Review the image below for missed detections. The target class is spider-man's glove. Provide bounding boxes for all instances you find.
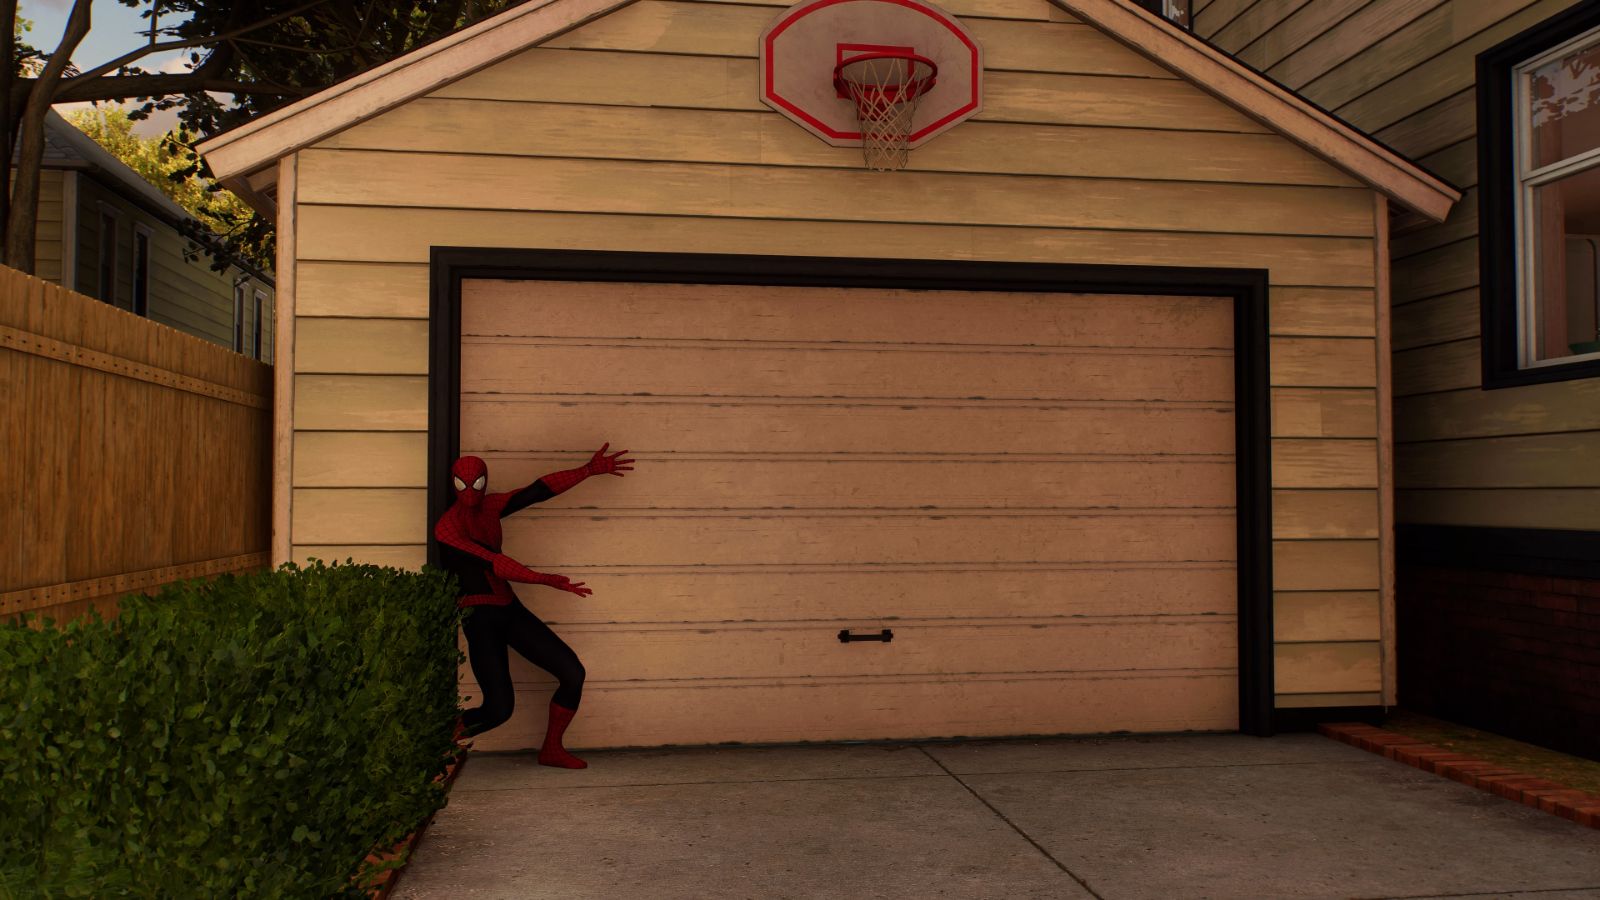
[491,554,592,597]
[539,442,635,496]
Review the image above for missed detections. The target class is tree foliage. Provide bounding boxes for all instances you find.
[2,0,524,275]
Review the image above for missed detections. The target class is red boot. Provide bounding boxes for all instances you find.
[536,702,588,769]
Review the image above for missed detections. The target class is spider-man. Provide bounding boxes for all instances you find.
[433,444,633,768]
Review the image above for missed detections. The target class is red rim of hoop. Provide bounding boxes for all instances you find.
[831,52,939,106]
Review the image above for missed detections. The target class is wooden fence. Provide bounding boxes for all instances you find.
[0,266,271,622]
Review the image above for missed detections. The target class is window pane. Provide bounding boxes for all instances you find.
[1529,163,1600,361]
[98,213,116,303]
[1529,35,1600,170]
[234,285,246,353]
[133,232,150,316]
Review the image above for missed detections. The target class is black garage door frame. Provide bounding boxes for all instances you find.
[427,248,1278,737]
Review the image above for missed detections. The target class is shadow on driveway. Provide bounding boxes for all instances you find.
[395,732,1600,900]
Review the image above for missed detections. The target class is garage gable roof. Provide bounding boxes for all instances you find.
[198,0,1459,221]
[196,0,633,189]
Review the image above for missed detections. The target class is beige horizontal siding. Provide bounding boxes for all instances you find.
[1272,388,1377,438]
[433,47,1273,133]
[1261,1,1445,89]
[1419,139,1478,190]
[321,98,1361,187]
[298,205,1379,286]
[1391,288,1477,351]
[699,0,1080,21]
[1209,0,1311,59]
[284,0,1388,713]
[1373,88,1474,160]
[1396,378,1600,442]
[1274,641,1381,693]
[537,2,1154,76]
[1390,187,1477,258]
[1276,691,1385,708]
[1273,490,1380,539]
[1393,337,1478,396]
[1397,489,1600,530]
[1395,432,1600,488]
[296,149,1376,237]
[1274,591,1382,642]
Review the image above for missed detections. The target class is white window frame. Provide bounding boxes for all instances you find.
[1511,23,1600,370]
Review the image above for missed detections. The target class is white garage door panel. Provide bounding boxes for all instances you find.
[521,565,1238,625]
[459,279,1239,749]
[504,512,1237,567]
[462,280,1234,349]
[462,341,1234,402]
[463,399,1236,456]
[498,619,1239,682]
[472,456,1238,509]
[473,677,1241,750]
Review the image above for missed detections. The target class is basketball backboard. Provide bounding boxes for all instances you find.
[759,0,983,150]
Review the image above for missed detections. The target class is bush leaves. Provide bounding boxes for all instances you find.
[0,561,463,900]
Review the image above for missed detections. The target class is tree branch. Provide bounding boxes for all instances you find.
[50,74,307,103]
[64,0,332,85]
[7,0,92,271]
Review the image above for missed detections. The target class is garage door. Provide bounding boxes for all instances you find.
[458,278,1238,750]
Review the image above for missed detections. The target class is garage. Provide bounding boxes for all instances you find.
[435,254,1266,749]
[199,0,1458,752]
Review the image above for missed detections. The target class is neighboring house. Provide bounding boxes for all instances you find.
[19,109,275,362]
[1191,0,1600,758]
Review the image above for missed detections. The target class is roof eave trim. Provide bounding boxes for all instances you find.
[45,109,196,222]
[1053,0,1460,223]
[198,0,636,184]
[223,171,278,225]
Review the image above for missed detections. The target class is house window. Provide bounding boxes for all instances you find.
[96,209,118,305]
[233,282,247,353]
[132,226,151,317]
[253,290,267,360]
[1132,0,1191,29]
[1479,3,1600,387]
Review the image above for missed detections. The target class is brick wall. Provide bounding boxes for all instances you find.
[1398,565,1600,760]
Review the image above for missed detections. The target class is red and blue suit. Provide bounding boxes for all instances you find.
[433,445,632,768]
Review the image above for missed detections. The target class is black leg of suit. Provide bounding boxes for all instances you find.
[460,600,586,736]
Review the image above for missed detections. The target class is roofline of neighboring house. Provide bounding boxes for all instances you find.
[1054,0,1460,219]
[44,109,193,220]
[44,109,275,286]
[197,0,1457,222]
[64,162,278,283]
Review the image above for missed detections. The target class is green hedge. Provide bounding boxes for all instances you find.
[0,561,464,900]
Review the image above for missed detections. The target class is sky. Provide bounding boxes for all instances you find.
[20,0,194,136]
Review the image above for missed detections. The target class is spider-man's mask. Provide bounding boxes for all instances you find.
[451,456,489,508]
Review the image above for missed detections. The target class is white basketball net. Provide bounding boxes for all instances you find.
[835,54,938,172]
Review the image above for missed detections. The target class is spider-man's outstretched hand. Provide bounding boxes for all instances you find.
[491,554,593,597]
[586,443,634,477]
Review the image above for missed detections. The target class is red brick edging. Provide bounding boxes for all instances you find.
[364,748,471,899]
[1320,722,1600,830]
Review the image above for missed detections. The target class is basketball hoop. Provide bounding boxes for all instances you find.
[832,52,938,171]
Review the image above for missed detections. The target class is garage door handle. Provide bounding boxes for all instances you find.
[839,628,893,643]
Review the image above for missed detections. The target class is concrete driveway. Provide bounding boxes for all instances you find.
[394,732,1600,900]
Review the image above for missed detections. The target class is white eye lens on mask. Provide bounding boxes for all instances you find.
[473,476,486,490]
[453,477,466,491]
